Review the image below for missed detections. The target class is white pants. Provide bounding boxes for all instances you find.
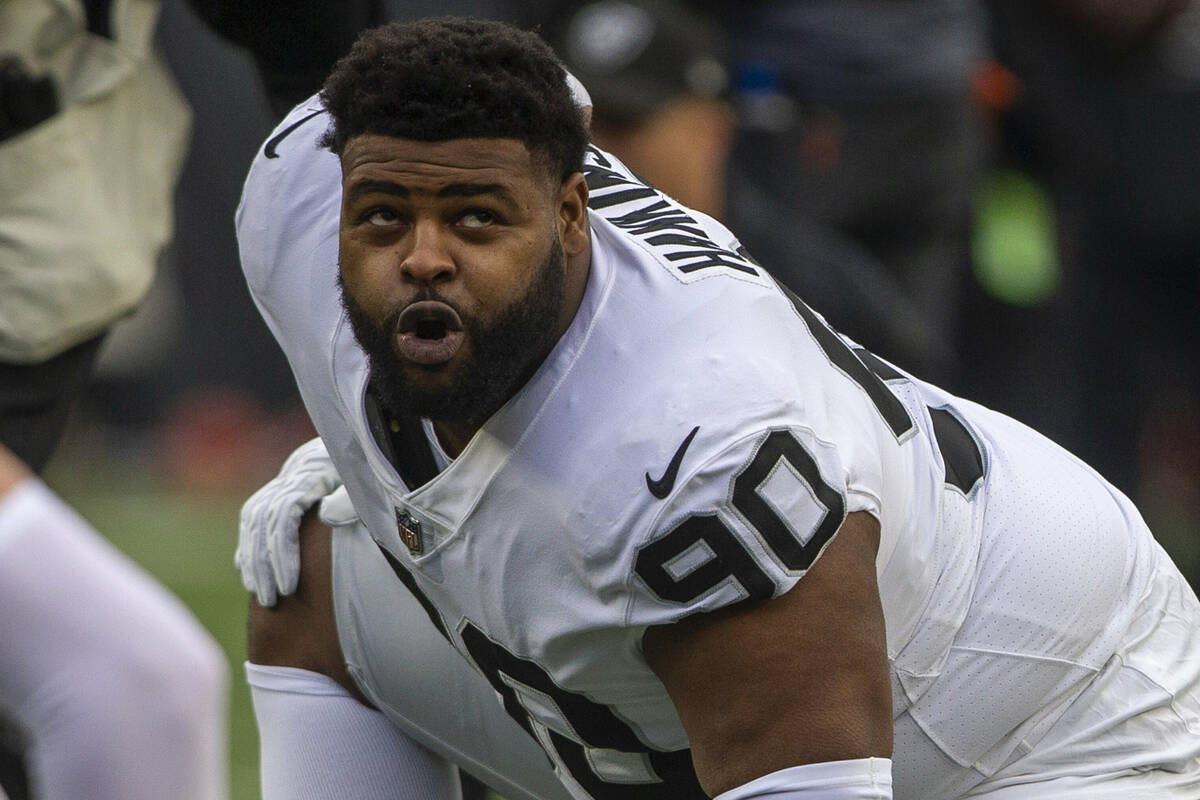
[964,549,1200,797]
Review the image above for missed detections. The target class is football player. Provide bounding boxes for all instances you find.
[236,17,1200,800]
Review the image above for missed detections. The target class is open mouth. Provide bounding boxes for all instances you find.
[393,301,466,365]
[414,317,450,339]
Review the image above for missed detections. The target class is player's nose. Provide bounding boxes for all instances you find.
[400,220,456,285]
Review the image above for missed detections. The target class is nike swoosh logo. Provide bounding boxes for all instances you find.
[646,426,700,499]
[263,110,325,159]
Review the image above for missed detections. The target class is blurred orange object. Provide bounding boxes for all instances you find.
[973,60,1022,113]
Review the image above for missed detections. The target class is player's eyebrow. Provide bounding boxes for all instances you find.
[344,179,409,203]
[435,183,510,201]
[344,180,513,204]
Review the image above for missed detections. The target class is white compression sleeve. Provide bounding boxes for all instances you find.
[248,663,462,800]
[714,758,893,800]
[0,479,229,800]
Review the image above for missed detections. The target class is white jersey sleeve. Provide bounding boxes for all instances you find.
[626,423,859,626]
[235,96,389,516]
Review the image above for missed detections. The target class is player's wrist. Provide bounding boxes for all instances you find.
[713,758,892,800]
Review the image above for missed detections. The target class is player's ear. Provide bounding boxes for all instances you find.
[557,172,589,257]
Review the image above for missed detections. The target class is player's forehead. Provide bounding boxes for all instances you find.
[339,134,551,198]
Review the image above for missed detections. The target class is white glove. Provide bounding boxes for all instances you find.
[317,484,357,529]
[236,437,342,606]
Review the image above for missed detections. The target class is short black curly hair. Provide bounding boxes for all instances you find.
[320,17,587,182]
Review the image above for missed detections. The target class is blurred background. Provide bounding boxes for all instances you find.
[5,0,1197,797]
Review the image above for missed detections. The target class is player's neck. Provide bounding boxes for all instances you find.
[430,420,474,460]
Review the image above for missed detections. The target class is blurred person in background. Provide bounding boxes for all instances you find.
[0,0,189,472]
[0,442,229,800]
[544,0,735,220]
[692,0,992,390]
[0,2,229,797]
[547,0,958,380]
[967,0,1200,586]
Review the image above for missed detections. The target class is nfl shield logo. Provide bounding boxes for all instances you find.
[396,509,424,556]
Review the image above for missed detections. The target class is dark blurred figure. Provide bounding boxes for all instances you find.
[964,0,1200,581]
[184,0,385,116]
[696,0,992,389]
[547,0,967,380]
[184,1,553,117]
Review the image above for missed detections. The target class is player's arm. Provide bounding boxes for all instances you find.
[642,510,892,798]
[247,507,463,799]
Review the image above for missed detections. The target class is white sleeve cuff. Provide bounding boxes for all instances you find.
[714,758,892,799]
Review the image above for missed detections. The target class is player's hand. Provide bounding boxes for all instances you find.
[236,437,342,606]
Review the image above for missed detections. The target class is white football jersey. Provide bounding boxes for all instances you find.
[238,98,1200,799]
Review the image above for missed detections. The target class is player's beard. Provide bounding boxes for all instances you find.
[340,238,566,430]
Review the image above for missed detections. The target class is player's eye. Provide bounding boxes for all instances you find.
[460,209,496,229]
[362,208,399,227]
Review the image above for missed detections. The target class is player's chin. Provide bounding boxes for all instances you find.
[399,352,470,396]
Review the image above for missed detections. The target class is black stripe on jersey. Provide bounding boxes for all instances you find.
[928,408,985,495]
[460,624,645,750]
[777,281,914,439]
[582,152,760,278]
[460,623,707,798]
[855,346,987,495]
[376,544,450,641]
[645,750,706,797]
[667,250,759,275]
[606,200,707,237]
[549,729,707,799]
[852,347,905,382]
[582,160,628,190]
[736,244,763,266]
[587,186,661,210]
[263,109,325,159]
